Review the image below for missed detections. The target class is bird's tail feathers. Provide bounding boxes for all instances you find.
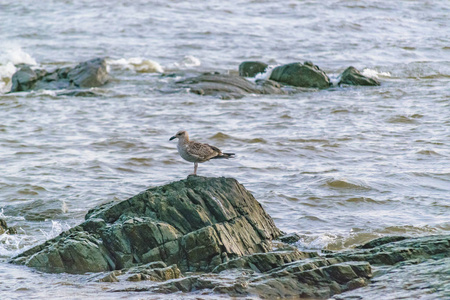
[212,152,235,159]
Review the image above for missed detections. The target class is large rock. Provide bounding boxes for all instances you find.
[9,58,109,93]
[238,61,268,77]
[10,176,282,273]
[10,176,449,299]
[112,235,449,299]
[176,73,289,99]
[270,61,331,89]
[337,66,380,86]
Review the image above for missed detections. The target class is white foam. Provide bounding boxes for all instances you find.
[171,55,202,69]
[0,45,37,66]
[0,62,17,93]
[179,55,201,67]
[39,220,71,240]
[0,209,25,222]
[31,89,58,97]
[254,65,275,81]
[242,64,278,84]
[296,233,339,250]
[0,45,37,93]
[362,68,391,79]
[0,232,23,256]
[107,57,163,73]
[61,200,68,214]
[0,209,71,257]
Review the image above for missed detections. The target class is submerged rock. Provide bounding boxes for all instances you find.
[330,235,450,265]
[278,232,301,244]
[11,176,281,273]
[9,58,109,93]
[238,61,268,77]
[337,66,380,86]
[269,61,331,89]
[355,235,408,249]
[2,199,68,221]
[176,73,288,99]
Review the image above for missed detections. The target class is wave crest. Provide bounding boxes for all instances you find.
[362,68,391,78]
[325,178,372,190]
[107,57,163,73]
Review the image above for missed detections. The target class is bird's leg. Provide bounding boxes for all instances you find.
[193,162,198,175]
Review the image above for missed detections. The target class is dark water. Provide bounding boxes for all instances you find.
[0,0,449,298]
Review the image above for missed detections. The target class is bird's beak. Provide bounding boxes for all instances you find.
[169,136,176,141]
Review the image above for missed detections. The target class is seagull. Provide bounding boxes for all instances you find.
[169,130,235,175]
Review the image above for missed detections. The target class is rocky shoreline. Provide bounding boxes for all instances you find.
[8,58,380,99]
[9,176,449,299]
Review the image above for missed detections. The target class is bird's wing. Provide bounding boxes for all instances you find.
[187,141,221,160]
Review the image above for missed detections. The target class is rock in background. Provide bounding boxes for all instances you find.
[238,61,268,77]
[9,58,109,93]
[338,66,380,86]
[176,73,288,99]
[269,61,331,89]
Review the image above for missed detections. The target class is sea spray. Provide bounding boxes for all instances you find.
[0,45,37,93]
[107,57,164,73]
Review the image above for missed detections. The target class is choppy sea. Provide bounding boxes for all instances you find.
[0,0,449,299]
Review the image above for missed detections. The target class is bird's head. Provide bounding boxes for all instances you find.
[169,130,188,141]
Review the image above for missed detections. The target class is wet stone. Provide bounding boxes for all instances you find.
[338,66,380,86]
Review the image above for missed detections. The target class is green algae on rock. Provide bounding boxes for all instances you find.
[10,176,448,299]
[238,61,268,77]
[11,176,281,273]
[269,61,331,89]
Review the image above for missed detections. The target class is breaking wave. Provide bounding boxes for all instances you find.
[0,45,37,93]
[107,57,164,73]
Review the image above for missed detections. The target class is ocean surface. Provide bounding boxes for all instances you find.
[0,0,449,299]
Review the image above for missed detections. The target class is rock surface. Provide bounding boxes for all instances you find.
[11,176,281,273]
[0,218,17,234]
[176,73,288,99]
[111,235,449,299]
[338,66,380,86]
[0,219,7,234]
[328,234,449,265]
[269,61,331,89]
[238,61,268,77]
[93,261,182,283]
[10,176,446,299]
[110,247,372,298]
[9,58,109,93]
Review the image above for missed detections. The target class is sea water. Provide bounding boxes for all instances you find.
[0,0,449,298]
